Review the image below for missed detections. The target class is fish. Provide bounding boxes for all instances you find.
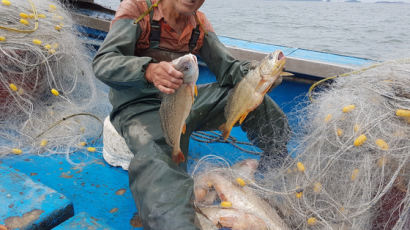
[195,211,219,230]
[198,206,268,230]
[194,159,289,230]
[194,159,258,203]
[159,54,199,165]
[219,50,287,139]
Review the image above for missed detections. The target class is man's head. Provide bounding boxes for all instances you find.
[174,0,205,15]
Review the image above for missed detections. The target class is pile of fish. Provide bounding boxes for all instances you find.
[193,159,289,230]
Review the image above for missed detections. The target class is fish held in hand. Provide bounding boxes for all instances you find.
[220,50,286,140]
[199,206,268,230]
[159,54,199,165]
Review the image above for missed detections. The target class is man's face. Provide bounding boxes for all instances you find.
[174,0,205,15]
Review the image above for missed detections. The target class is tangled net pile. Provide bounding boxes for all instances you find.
[0,0,108,159]
[263,60,410,230]
[193,60,409,230]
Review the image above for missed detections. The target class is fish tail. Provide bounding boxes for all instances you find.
[172,149,185,165]
[219,123,232,140]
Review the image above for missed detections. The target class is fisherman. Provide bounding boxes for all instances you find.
[92,0,289,229]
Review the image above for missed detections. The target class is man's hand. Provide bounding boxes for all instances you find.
[145,61,183,94]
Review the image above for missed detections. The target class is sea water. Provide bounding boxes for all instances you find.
[95,0,410,61]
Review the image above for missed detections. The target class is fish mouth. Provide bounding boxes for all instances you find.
[273,51,286,69]
[277,51,285,61]
[191,54,198,64]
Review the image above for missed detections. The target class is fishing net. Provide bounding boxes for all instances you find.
[192,60,410,230]
[0,0,109,161]
[270,59,410,230]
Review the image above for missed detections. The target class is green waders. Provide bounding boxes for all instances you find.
[93,10,289,229]
[111,82,289,230]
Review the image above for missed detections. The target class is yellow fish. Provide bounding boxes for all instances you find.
[159,54,199,165]
[220,50,286,140]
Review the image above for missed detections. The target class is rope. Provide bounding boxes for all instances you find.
[191,131,261,155]
[134,0,161,24]
[307,58,410,102]
[35,112,104,145]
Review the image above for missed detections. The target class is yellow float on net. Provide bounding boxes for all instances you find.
[20,19,29,25]
[342,104,355,113]
[19,12,29,19]
[79,142,87,146]
[32,39,42,45]
[296,190,303,199]
[396,109,410,117]
[324,114,332,122]
[49,49,56,54]
[2,0,11,6]
[87,147,96,152]
[296,162,305,172]
[28,14,34,19]
[351,168,359,181]
[12,148,22,155]
[353,124,360,132]
[337,128,343,137]
[313,182,322,193]
[236,177,246,187]
[9,83,18,91]
[40,139,48,147]
[55,25,62,31]
[38,14,46,19]
[51,88,59,96]
[375,139,389,150]
[220,201,232,208]
[354,134,367,146]
[307,217,317,226]
[0,36,5,42]
[49,4,57,11]
[44,44,51,50]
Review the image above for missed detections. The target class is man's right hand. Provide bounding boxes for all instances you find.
[145,61,183,94]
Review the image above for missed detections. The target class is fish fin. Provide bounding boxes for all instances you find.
[172,150,185,165]
[280,71,294,77]
[239,112,249,124]
[219,217,235,228]
[190,86,195,103]
[255,78,267,92]
[219,123,232,140]
[195,85,198,97]
[182,123,186,134]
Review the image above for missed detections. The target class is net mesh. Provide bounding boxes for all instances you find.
[0,0,109,160]
[192,60,410,230]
